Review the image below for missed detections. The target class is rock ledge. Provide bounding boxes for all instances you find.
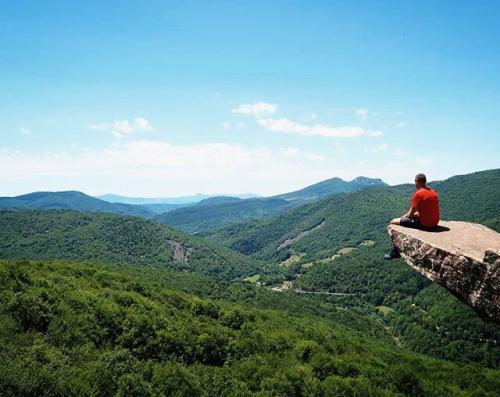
[388,221,500,323]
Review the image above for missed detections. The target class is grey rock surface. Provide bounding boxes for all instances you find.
[388,221,500,323]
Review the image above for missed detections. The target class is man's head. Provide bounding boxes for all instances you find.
[415,173,427,189]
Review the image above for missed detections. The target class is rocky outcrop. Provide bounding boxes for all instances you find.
[388,221,500,323]
[168,240,193,263]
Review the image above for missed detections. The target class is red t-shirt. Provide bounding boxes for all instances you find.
[411,188,440,228]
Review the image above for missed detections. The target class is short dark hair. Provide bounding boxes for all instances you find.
[415,173,427,185]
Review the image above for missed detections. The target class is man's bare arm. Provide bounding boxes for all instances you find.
[403,206,417,219]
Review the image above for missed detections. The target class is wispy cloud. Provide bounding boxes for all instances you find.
[396,121,407,128]
[89,117,153,139]
[232,102,278,117]
[257,117,382,138]
[0,140,336,196]
[280,147,326,161]
[355,108,369,121]
[19,128,32,136]
[233,103,383,138]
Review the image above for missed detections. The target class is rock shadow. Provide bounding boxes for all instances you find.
[428,225,451,233]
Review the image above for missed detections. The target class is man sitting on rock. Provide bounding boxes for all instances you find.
[385,173,440,259]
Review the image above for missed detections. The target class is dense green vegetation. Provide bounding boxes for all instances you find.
[154,176,386,233]
[1,259,499,396]
[293,245,500,367]
[430,169,500,231]
[203,186,411,261]
[0,191,155,218]
[386,284,500,367]
[2,169,499,395]
[200,169,500,367]
[154,197,296,234]
[0,209,264,280]
[204,169,500,261]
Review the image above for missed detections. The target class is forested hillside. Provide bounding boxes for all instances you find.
[201,169,500,367]
[204,169,500,262]
[1,259,498,396]
[154,176,386,234]
[202,186,411,261]
[1,169,499,395]
[0,209,263,280]
[431,169,500,231]
[154,197,295,234]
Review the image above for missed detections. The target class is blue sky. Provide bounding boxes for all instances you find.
[1,1,499,196]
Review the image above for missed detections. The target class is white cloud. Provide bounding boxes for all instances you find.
[133,117,153,131]
[222,121,230,129]
[232,102,278,117]
[0,140,338,196]
[397,121,407,128]
[19,128,31,136]
[236,122,245,128]
[232,103,382,138]
[89,117,153,139]
[371,143,388,153]
[257,117,383,138]
[308,113,317,120]
[355,108,369,121]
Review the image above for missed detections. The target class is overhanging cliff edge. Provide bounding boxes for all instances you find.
[388,221,500,324]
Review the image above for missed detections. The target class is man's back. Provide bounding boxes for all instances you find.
[412,187,440,228]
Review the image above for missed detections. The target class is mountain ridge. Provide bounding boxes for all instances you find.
[154,176,387,233]
[0,191,155,218]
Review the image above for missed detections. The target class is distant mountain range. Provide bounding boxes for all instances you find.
[273,176,387,202]
[0,176,386,228]
[0,191,154,218]
[97,192,261,205]
[154,197,294,234]
[154,176,386,233]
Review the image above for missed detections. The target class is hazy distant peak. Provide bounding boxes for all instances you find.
[351,176,387,185]
[274,175,386,202]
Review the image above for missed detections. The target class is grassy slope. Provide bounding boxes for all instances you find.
[1,259,498,397]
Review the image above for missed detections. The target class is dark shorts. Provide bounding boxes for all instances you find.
[400,217,434,231]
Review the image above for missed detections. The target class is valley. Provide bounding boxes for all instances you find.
[1,169,499,395]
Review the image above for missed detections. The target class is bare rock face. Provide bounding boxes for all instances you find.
[168,240,193,263]
[388,221,500,323]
